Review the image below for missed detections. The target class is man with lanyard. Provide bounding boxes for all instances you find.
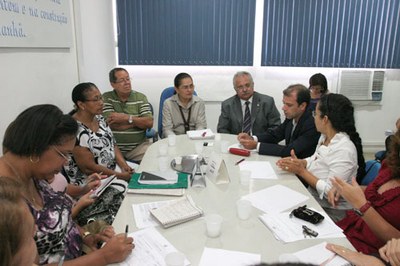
[103,67,153,162]
[162,72,207,137]
[238,84,320,159]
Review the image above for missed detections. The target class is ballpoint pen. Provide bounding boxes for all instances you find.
[125,224,129,239]
[235,158,245,165]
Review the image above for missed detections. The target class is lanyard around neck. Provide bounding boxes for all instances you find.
[178,104,192,133]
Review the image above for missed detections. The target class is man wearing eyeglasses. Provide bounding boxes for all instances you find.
[217,71,281,136]
[102,67,153,162]
[238,84,320,159]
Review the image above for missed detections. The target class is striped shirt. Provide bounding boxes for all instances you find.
[102,90,152,155]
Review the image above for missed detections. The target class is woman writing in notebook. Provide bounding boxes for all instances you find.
[162,72,207,138]
[0,104,134,265]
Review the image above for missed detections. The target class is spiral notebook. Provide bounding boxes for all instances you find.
[149,195,203,228]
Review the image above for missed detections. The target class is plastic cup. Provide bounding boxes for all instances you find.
[236,199,252,220]
[195,142,203,155]
[158,156,170,171]
[205,214,223,238]
[239,170,251,186]
[220,140,229,154]
[174,156,182,165]
[165,251,185,266]
[158,143,168,156]
[168,134,176,146]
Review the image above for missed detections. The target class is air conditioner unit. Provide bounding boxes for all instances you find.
[338,70,384,101]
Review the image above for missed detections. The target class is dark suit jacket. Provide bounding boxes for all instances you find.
[257,110,320,158]
[217,92,281,136]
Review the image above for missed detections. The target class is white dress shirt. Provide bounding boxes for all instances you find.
[306,132,358,210]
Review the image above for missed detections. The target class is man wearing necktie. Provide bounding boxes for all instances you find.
[217,71,281,136]
[238,84,320,159]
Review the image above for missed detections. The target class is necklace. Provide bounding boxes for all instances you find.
[2,157,38,205]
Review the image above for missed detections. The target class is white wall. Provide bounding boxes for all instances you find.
[1,0,399,155]
[0,0,79,152]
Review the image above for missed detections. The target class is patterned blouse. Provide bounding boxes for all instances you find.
[63,115,117,185]
[28,179,82,264]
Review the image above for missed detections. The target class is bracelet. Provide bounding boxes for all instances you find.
[353,201,372,216]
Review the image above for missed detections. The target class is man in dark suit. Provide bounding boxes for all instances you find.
[238,84,320,159]
[217,71,281,136]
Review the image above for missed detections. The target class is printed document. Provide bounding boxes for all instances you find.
[119,227,190,266]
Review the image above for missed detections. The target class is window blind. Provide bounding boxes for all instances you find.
[117,0,256,66]
[261,0,400,68]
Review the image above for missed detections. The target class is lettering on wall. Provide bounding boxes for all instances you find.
[0,0,72,47]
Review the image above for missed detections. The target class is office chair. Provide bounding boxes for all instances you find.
[158,86,197,138]
[145,102,158,142]
[361,160,381,186]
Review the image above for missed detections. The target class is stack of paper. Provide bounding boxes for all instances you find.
[243,184,309,213]
[239,161,278,179]
[259,210,345,243]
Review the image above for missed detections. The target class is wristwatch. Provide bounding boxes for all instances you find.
[353,201,372,216]
[128,115,133,124]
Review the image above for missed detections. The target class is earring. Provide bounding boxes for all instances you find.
[29,155,40,163]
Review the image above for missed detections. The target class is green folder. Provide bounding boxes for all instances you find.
[128,172,189,189]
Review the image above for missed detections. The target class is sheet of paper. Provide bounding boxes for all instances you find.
[279,242,351,266]
[259,210,345,243]
[132,199,178,229]
[243,184,309,213]
[119,227,190,266]
[199,247,261,266]
[239,161,278,179]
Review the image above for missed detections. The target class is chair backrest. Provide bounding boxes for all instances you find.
[361,160,382,185]
[158,86,197,138]
[145,102,158,142]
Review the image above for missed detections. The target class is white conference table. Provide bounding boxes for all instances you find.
[112,134,353,265]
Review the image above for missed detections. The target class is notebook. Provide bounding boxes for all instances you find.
[150,195,203,228]
[186,129,215,140]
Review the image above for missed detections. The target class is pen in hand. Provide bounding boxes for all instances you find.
[125,224,129,239]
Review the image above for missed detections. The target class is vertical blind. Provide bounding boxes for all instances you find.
[117,0,256,66]
[261,0,400,68]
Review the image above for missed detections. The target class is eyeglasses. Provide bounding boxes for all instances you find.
[114,77,132,84]
[85,96,103,102]
[236,83,252,91]
[53,146,72,161]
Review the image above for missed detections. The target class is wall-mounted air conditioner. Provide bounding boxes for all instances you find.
[338,70,385,101]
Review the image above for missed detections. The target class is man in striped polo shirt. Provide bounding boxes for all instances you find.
[103,67,153,162]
